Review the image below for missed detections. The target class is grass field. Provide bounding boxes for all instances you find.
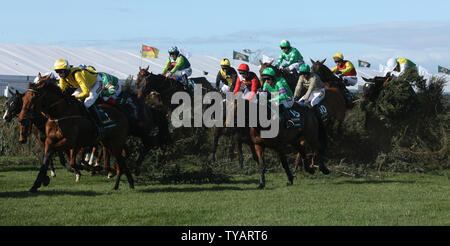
[1,163,449,226]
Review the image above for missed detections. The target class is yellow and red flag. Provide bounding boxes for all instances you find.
[141,45,159,58]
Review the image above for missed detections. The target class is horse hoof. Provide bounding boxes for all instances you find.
[257,184,265,189]
[28,188,38,194]
[286,182,293,186]
[42,176,50,186]
[75,174,81,182]
[50,171,56,178]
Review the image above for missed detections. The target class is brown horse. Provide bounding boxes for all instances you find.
[18,74,133,193]
[310,59,355,109]
[227,99,329,189]
[358,76,391,106]
[3,89,70,177]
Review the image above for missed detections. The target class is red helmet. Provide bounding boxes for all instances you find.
[238,63,249,72]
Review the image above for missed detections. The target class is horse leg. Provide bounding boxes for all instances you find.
[113,149,134,190]
[278,150,294,186]
[29,146,54,193]
[49,155,56,178]
[103,147,114,179]
[57,151,71,171]
[70,148,82,182]
[254,144,266,189]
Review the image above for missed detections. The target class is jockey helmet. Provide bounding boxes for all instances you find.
[333,53,344,62]
[298,64,311,73]
[53,59,70,70]
[386,58,398,71]
[261,67,276,77]
[280,40,291,49]
[238,63,250,72]
[168,46,179,55]
[220,58,231,67]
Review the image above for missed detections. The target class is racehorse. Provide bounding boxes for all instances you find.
[310,59,355,109]
[136,66,256,168]
[358,76,391,106]
[3,89,70,177]
[227,99,329,189]
[211,99,258,169]
[18,74,134,193]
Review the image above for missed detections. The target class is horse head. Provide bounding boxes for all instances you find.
[3,89,23,122]
[361,76,390,102]
[310,58,342,88]
[17,73,62,143]
[136,65,150,89]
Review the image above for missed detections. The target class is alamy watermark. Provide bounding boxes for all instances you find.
[170,86,280,138]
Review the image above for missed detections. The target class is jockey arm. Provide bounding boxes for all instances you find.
[301,76,318,101]
[73,73,91,99]
[162,58,171,75]
[233,76,242,95]
[268,78,290,103]
[246,77,259,101]
[294,76,305,100]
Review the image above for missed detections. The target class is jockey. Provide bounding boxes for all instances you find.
[98,72,122,105]
[233,63,259,102]
[294,64,326,108]
[384,57,417,77]
[216,58,237,93]
[331,53,358,86]
[261,67,295,128]
[275,40,304,74]
[53,58,109,133]
[162,46,192,85]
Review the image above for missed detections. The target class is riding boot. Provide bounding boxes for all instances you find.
[280,105,294,128]
[88,105,106,135]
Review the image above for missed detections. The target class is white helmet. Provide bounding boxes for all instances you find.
[386,58,398,71]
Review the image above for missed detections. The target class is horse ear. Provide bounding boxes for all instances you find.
[38,72,42,79]
[139,66,142,70]
[145,66,149,71]
[321,59,326,64]
[15,89,20,95]
[259,60,263,65]
[310,58,315,64]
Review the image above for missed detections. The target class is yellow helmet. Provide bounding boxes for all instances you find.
[53,59,70,70]
[220,58,231,67]
[333,53,344,61]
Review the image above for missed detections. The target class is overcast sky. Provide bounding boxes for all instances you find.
[1,0,450,71]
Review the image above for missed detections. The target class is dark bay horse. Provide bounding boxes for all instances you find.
[227,99,329,189]
[3,89,70,177]
[136,67,257,168]
[310,59,355,109]
[359,76,391,106]
[18,74,134,193]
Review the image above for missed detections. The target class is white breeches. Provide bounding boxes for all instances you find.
[302,88,325,108]
[72,75,103,108]
[343,76,358,86]
[172,67,192,78]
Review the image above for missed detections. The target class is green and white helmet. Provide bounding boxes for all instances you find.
[298,64,310,73]
[280,40,291,49]
[168,46,179,54]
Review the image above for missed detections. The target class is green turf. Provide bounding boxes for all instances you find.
[0,164,449,226]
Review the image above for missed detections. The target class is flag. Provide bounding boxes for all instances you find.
[438,65,450,75]
[358,60,371,68]
[141,45,159,58]
[233,50,249,62]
